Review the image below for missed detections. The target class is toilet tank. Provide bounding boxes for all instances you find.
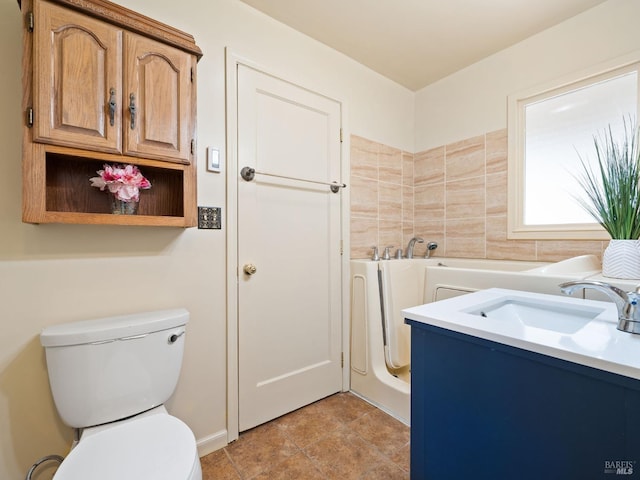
[40,309,189,429]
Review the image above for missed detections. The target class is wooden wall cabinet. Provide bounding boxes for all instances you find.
[21,0,202,226]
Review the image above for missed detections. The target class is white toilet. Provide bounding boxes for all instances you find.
[40,308,202,480]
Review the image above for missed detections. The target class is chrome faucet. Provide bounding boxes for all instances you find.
[425,241,438,258]
[405,237,424,259]
[559,280,640,334]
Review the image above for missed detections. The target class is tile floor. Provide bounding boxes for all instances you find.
[200,392,410,479]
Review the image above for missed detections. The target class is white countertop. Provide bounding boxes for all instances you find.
[403,288,640,381]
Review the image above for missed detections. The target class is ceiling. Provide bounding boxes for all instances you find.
[239,0,607,91]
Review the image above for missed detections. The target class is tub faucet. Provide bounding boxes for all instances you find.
[382,246,393,260]
[425,241,438,258]
[371,246,380,261]
[559,280,640,334]
[405,237,424,259]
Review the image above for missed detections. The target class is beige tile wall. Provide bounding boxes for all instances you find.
[350,130,607,261]
[350,135,415,259]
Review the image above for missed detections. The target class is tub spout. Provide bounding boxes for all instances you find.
[559,280,640,334]
[405,237,424,259]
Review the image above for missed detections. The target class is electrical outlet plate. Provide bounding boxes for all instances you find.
[198,206,221,229]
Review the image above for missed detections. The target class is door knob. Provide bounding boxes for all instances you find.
[243,263,257,275]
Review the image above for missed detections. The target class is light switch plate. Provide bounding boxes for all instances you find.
[207,147,221,172]
[198,206,221,229]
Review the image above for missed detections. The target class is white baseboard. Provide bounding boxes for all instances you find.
[196,429,228,457]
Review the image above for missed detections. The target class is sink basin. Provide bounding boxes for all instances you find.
[403,288,640,381]
[465,297,607,334]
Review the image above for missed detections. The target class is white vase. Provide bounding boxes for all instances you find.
[602,239,640,279]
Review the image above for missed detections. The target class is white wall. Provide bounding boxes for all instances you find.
[415,0,640,151]
[5,0,637,476]
[0,0,413,478]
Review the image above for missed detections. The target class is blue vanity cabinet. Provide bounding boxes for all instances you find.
[407,321,640,480]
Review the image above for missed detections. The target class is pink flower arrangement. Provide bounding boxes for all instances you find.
[90,164,151,202]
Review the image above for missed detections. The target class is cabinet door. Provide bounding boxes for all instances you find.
[33,0,122,153]
[123,33,193,164]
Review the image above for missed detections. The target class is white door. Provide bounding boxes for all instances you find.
[237,65,343,431]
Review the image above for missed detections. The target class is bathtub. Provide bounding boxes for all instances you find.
[349,255,603,424]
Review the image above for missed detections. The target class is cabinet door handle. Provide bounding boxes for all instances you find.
[129,93,136,130]
[108,88,116,126]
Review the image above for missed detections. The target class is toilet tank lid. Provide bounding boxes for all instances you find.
[40,308,189,347]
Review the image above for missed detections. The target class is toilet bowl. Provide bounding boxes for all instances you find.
[40,309,201,480]
[52,407,201,480]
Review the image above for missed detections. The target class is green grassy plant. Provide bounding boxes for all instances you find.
[575,119,640,239]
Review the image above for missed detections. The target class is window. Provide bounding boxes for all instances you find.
[507,54,640,240]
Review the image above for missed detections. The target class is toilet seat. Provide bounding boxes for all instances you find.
[53,411,200,480]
